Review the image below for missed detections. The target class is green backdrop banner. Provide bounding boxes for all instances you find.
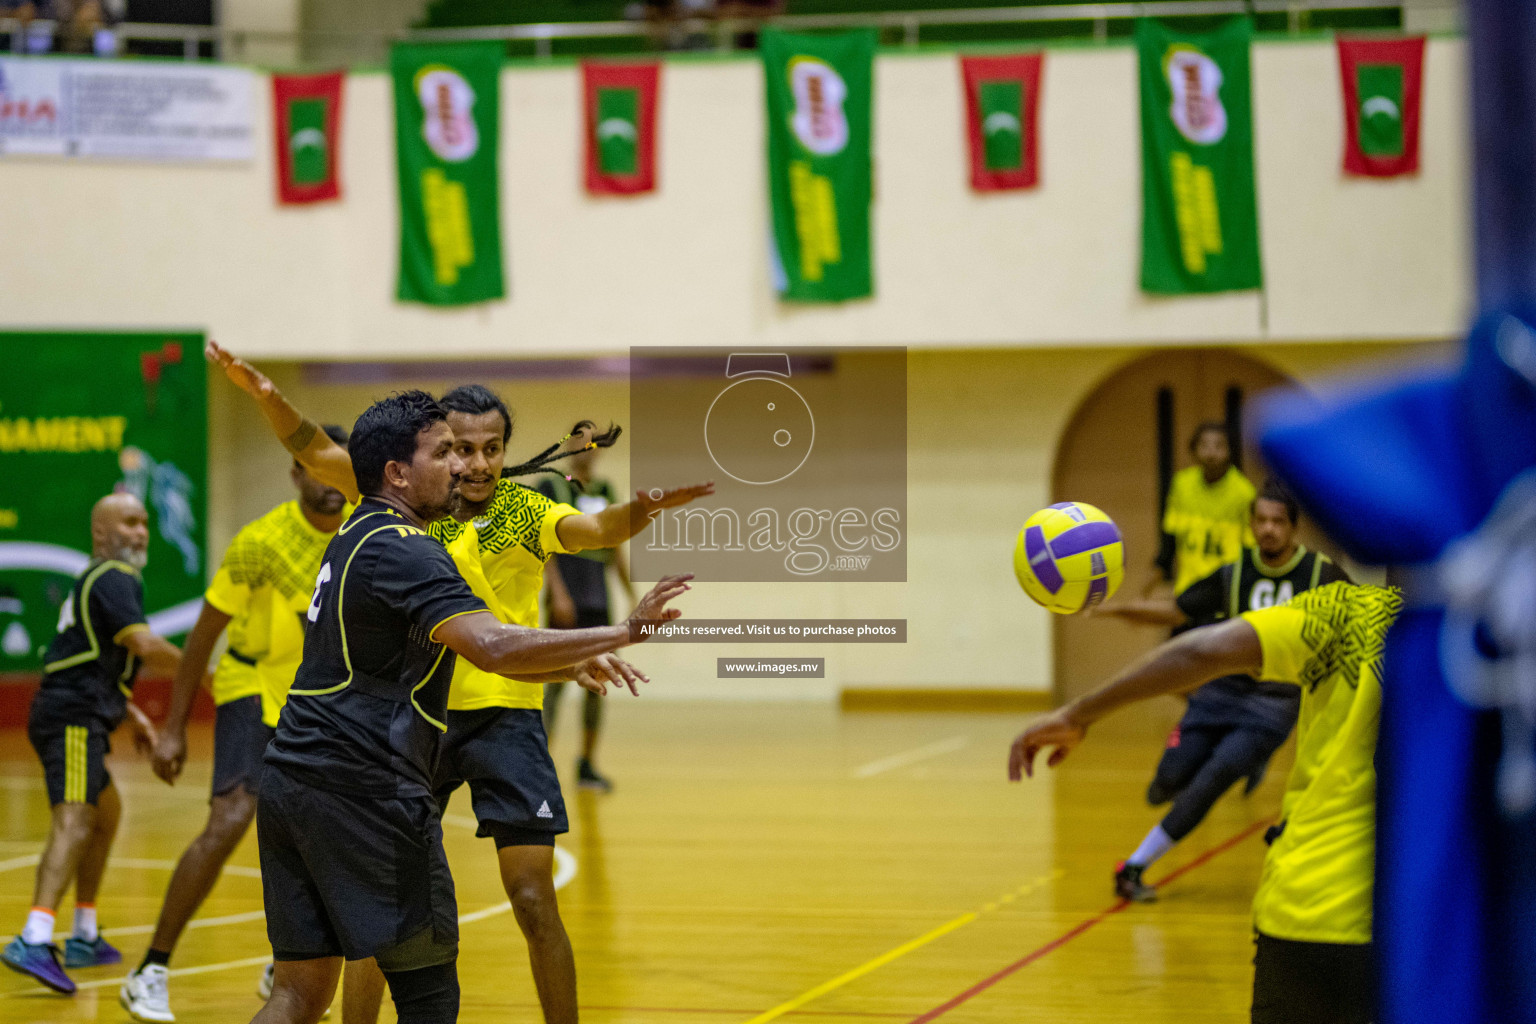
[1137,18,1263,295]
[762,27,876,303]
[0,333,207,673]
[393,40,506,306]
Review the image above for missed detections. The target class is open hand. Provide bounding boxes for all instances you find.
[206,340,275,399]
[625,574,693,641]
[572,653,649,697]
[1007,708,1087,781]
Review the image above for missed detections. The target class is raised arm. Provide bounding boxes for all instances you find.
[151,601,232,784]
[436,573,691,676]
[123,627,183,679]
[205,340,360,502]
[554,484,715,552]
[1007,617,1262,781]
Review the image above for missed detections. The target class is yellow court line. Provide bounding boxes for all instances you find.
[741,869,1063,1024]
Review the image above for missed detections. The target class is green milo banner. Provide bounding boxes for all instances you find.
[0,333,207,673]
[761,28,876,303]
[392,41,505,306]
[1137,18,1263,295]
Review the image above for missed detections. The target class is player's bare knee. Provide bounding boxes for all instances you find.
[53,803,97,844]
[508,879,559,931]
[209,789,258,844]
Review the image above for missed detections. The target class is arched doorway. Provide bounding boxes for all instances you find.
[1051,348,1304,713]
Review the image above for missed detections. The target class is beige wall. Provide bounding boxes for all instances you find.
[0,39,1469,356]
[209,340,1445,700]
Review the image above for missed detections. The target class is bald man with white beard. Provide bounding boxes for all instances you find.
[2,493,181,995]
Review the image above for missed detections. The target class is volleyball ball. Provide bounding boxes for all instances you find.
[1013,502,1125,615]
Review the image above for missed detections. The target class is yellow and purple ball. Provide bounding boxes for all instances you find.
[1012,502,1125,615]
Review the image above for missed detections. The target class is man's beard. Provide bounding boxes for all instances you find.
[116,545,148,570]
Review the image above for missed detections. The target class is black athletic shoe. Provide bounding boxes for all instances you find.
[577,758,613,793]
[1114,862,1157,903]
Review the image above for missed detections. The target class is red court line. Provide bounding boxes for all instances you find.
[485,1005,909,1019]
[906,819,1271,1024]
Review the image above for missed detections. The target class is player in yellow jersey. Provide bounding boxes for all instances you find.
[1157,422,1257,595]
[1010,581,1400,1024]
[206,342,713,1024]
[120,428,351,1024]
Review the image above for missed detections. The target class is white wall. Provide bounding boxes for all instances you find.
[0,38,1471,356]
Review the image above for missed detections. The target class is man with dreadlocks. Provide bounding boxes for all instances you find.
[205,343,713,1024]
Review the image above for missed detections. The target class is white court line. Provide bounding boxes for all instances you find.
[52,910,270,943]
[2,834,579,999]
[853,735,971,778]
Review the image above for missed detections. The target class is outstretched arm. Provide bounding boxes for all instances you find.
[206,340,360,502]
[1092,597,1187,628]
[1007,618,1262,781]
[152,601,231,784]
[437,574,691,677]
[555,484,715,552]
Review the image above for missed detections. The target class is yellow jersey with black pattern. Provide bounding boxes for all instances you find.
[265,500,487,798]
[1241,582,1402,945]
[35,559,148,733]
[429,480,580,711]
[204,500,349,723]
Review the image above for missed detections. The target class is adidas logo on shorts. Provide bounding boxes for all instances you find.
[536,800,553,819]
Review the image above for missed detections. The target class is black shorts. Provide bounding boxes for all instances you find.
[434,708,567,847]
[257,764,458,963]
[1251,933,1375,1024]
[211,696,274,799]
[28,720,111,806]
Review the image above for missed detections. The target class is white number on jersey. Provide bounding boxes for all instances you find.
[55,596,76,634]
[307,562,333,623]
[1249,579,1294,610]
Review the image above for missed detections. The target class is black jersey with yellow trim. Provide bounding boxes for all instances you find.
[1174,546,1353,734]
[34,559,147,733]
[264,499,488,799]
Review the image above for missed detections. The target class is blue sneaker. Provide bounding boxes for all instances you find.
[1,936,75,993]
[64,935,121,968]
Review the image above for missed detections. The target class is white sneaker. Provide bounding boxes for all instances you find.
[120,964,174,1024]
[257,962,273,1000]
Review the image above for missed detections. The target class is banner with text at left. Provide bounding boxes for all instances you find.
[0,333,207,672]
[392,41,505,306]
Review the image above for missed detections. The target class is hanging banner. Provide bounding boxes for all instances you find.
[273,71,344,205]
[0,333,207,672]
[960,53,1043,192]
[1136,17,1263,295]
[761,27,876,303]
[392,41,505,306]
[0,56,253,162]
[583,61,660,195]
[1338,36,1425,179]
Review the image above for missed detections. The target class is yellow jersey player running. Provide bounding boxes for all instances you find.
[206,342,712,1024]
[120,427,351,1024]
[1010,581,1400,1024]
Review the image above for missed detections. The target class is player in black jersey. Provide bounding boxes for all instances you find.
[254,392,690,1024]
[1095,478,1350,901]
[2,494,181,994]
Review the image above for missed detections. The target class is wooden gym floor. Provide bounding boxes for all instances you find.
[0,700,1286,1023]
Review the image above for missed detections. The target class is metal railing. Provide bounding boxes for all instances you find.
[0,0,1452,64]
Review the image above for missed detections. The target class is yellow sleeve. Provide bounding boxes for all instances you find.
[1239,605,1313,687]
[531,491,582,558]
[1161,470,1186,533]
[447,529,510,620]
[204,565,251,618]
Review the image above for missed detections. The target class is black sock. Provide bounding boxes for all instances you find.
[140,948,170,971]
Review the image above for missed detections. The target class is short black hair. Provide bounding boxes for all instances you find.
[439,384,512,444]
[349,391,447,495]
[322,423,350,448]
[1189,421,1230,454]
[1254,476,1300,525]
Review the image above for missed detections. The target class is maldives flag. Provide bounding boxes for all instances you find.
[960,54,1042,191]
[583,61,660,195]
[273,71,344,204]
[1338,36,1425,178]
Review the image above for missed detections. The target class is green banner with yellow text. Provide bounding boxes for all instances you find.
[393,41,505,305]
[1137,18,1262,295]
[0,333,206,672]
[762,28,876,303]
